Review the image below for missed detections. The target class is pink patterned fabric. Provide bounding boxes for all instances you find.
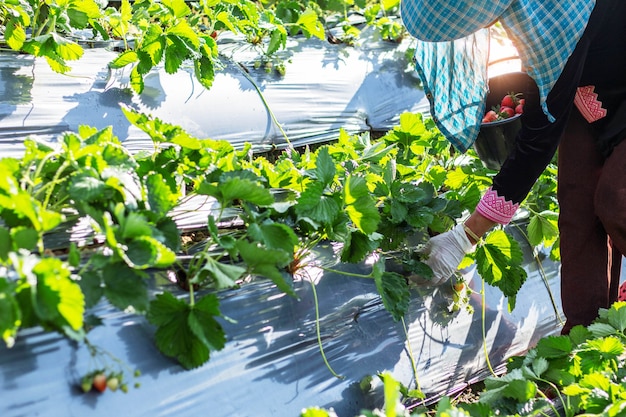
[574,85,607,123]
[476,187,519,225]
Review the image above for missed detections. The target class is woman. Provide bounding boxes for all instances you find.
[401,0,626,333]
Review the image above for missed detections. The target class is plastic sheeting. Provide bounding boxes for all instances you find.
[0,209,568,417]
[0,27,428,159]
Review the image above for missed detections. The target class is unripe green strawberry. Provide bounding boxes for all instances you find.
[107,376,119,391]
[81,376,93,393]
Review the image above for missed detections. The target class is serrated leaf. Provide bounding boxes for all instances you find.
[296,8,325,39]
[147,292,214,369]
[527,211,559,247]
[607,302,626,332]
[167,20,199,48]
[110,50,139,69]
[194,55,215,90]
[531,356,549,378]
[34,258,84,332]
[249,223,298,254]
[220,176,274,207]
[102,262,149,312]
[587,322,618,338]
[124,236,176,269]
[314,147,336,186]
[344,175,380,235]
[130,65,145,94]
[266,28,286,56]
[295,182,340,224]
[147,173,178,217]
[187,294,226,351]
[189,256,246,289]
[77,269,104,308]
[5,18,26,50]
[501,378,537,402]
[162,0,191,17]
[375,271,410,321]
[340,230,377,263]
[535,335,573,359]
[237,240,294,296]
[475,230,526,306]
[50,33,83,61]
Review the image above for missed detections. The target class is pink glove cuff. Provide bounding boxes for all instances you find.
[476,187,519,225]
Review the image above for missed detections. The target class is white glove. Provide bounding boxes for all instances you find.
[413,223,475,286]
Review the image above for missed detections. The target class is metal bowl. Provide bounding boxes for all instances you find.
[473,72,533,170]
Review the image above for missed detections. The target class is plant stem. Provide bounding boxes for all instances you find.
[234,61,293,150]
[309,278,344,379]
[511,223,564,326]
[481,278,497,377]
[319,266,372,279]
[401,317,424,405]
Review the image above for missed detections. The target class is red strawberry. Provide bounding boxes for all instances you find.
[500,106,515,118]
[515,103,524,114]
[501,94,515,108]
[482,110,498,123]
[93,373,107,392]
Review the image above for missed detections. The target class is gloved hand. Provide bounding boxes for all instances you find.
[411,223,476,286]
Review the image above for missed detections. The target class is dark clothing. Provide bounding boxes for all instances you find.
[493,0,626,331]
[493,0,626,205]
[558,110,623,332]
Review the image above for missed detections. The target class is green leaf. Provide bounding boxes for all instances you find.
[314,147,336,186]
[535,335,573,359]
[109,50,139,69]
[50,33,83,61]
[69,174,108,203]
[124,236,177,269]
[102,262,149,312]
[375,270,410,321]
[194,55,215,90]
[11,227,39,252]
[527,211,559,247]
[5,18,26,50]
[344,175,380,235]
[130,65,145,94]
[147,292,224,369]
[475,230,526,309]
[237,240,294,296]
[77,269,104,308]
[607,301,626,332]
[0,227,10,261]
[162,0,191,17]
[295,182,340,224]
[296,8,325,39]
[248,222,298,254]
[340,230,377,263]
[501,379,537,402]
[34,258,84,332]
[189,256,246,289]
[587,323,618,338]
[0,279,21,348]
[199,175,274,207]
[147,173,179,217]
[187,294,226,351]
[167,20,199,49]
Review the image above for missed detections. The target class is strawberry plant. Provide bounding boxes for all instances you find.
[0,105,560,379]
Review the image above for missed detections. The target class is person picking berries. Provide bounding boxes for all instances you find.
[401,0,626,334]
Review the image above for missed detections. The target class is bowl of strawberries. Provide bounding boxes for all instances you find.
[473,72,534,170]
